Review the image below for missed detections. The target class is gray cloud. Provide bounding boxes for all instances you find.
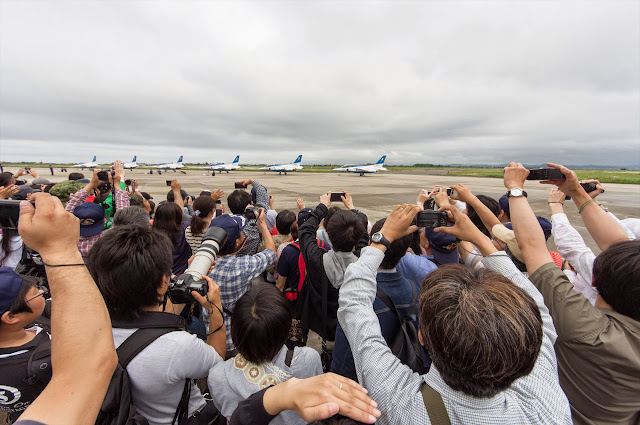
[0,1,638,167]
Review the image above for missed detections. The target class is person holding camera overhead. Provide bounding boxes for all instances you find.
[87,224,226,424]
[64,161,130,260]
[208,211,276,358]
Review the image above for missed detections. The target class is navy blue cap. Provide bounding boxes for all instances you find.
[297,208,312,226]
[506,216,552,240]
[499,194,509,217]
[0,268,24,314]
[73,203,105,237]
[424,227,459,264]
[210,214,247,249]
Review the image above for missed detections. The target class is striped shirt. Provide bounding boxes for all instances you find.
[338,247,572,425]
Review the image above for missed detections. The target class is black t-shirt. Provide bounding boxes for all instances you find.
[277,243,300,291]
[0,327,52,421]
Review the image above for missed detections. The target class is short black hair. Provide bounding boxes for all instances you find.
[231,283,292,364]
[326,210,366,253]
[87,226,173,321]
[371,218,412,269]
[227,190,252,214]
[276,210,296,235]
[466,195,500,237]
[323,206,341,230]
[68,172,84,181]
[0,172,14,187]
[113,206,150,227]
[593,239,640,321]
[166,189,188,203]
[1,275,37,319]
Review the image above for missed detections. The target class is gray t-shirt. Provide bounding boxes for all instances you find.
[113,328,221,425]
[208,345,322,425]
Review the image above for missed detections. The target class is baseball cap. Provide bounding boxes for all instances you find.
[140,192,153,200]
[424,227,459,264]
[12,185,39,200]
[265,209,277,232]
[505,216,552,241]
[0,268,24,314]
[499,194,509,217]
[297,208,312,226]
[129,193,145,207]
[492,224,524,262]
[210,214,247,250]
[73,203,106,237]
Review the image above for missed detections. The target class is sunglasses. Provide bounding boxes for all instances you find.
[26,286,49,303]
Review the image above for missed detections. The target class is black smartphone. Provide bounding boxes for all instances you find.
[234,182,246,189]
[526,168,566,180]
[446,187,456,197]
[215,208,223,217]
[416,210,448,228]
[166,180,172,186]
[330,192,345,202]
[0,200,35,229]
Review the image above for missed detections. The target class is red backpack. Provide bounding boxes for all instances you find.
[284,239,326,301]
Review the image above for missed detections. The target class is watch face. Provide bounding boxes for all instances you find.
[510,188,523,197]
[372,232,382,243]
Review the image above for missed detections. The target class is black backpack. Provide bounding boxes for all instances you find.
[376,284,424,374]
[96,314,189,425]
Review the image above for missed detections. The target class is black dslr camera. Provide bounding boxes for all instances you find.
[244,206,260,221]
[168,227,227,304]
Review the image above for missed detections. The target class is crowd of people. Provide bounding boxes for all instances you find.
[0,161,638,425]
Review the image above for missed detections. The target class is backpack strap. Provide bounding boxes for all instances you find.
[117,328,178,368]
[172,378,192,425]
[420,382,451,425]
[290,242,306,293]
[376,286,403,322]
[284,348,294,368]
[407,283,418,317]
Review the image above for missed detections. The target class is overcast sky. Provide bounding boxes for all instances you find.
[1,1,638,167]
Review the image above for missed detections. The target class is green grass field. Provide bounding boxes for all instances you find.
[4,163,639,184]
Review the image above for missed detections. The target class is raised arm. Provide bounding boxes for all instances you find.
[298,195,330,265]
[18,193,117,424]
[451,184,501,236]
[543,163,628,251]
[503,163,553,275]
[250,179,270,210]
[170,179,184,209]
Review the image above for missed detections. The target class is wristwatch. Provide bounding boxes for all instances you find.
[371,232,391,248]
[506,188,527,198]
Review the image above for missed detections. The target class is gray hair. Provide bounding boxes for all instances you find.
[113,206,150,227]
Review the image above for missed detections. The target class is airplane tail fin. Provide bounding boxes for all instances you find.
[376,155,386,165]
[132,156,137,163]
[92,156,96,162]
[294,155,302,163]
[177,156,183,163]
[233,155,239,163]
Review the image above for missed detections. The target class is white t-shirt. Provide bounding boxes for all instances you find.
[112,328,221,425]
[0,234,23,269]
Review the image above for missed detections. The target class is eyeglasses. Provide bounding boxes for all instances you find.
[26,286,49,304]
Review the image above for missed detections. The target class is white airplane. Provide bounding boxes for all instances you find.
[154,155,184,171]
[259,155,303,175]
[333,155,388,176]
[123,155,138,170]
[73,156,99,169]
[206,155,240,173]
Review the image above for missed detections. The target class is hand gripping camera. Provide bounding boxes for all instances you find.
[168,227,227,304]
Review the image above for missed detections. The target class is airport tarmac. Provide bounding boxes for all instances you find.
[8,167,640,253]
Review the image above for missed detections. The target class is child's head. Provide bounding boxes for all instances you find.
[0,270,46,328]
[231,283,292,363]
